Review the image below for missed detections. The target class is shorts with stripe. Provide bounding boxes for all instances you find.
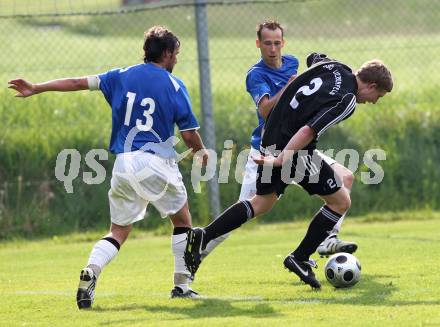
[256,149,342,197]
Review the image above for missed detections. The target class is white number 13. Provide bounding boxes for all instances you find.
[124,92,155,131]
[290,77,323,109]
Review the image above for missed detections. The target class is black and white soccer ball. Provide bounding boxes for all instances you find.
[324,253,361,288]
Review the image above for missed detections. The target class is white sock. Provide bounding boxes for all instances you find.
[172,233,191,293]
[201,232,230,260]
[87,238,120,278]
[331,211,347,235]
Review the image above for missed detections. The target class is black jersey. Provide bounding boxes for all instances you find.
[261,53,358,154]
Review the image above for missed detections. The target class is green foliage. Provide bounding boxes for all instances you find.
[1,0,440,237]
[3,84,439,238]
[1,217,440,326]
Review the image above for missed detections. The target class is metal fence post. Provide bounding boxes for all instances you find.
[195,0,221,218]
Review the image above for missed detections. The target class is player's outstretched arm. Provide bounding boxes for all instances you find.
[8,77,89,97]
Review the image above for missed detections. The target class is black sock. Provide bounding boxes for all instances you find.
[102,237,121,251]
[204,200,254,244]
[293,206,341,261]
[173,227,190,235]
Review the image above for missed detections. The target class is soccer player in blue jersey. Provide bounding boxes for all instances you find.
[241,20,299,201]
[201,20,356,262]
[9,26,207,307]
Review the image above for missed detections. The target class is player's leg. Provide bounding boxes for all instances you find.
[76,152,150,309]
[184,193,278,275]
[285,187,351,289]
[144,155,200,298]
[328,162,354,232]
[317,159,357,256]
[284,156,349,289]
[201,148,259,260]
[77,223,132,309]
[168,201,201,298]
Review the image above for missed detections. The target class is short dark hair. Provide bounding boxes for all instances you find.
[256,20,284,40]
[356,60,393,92]
[143,26,180,63]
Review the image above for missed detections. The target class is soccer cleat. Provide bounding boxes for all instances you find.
[184,228,206,275]
[317,235,358,257]
[170,286,200,299]
[76,267,97,309]
[283,255,321,289]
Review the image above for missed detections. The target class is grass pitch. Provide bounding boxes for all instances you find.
[1,215,440,326]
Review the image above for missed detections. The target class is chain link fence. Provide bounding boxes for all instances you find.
[1,0,439,237]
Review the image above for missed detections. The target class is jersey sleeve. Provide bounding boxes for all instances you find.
[98,68,120,103]
[174,82,199,131]
[87,75,100,91]
[246,70,271,107]
[307,93,356,138]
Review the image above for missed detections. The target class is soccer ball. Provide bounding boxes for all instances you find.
[324,253,361,288]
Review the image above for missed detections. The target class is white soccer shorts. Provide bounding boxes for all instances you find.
[239,147,260,200]
[108,151,187,226]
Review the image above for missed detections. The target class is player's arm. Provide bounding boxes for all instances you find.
[180,129,208,165]
[8,77,89,97]
[258,93,356,166]
[253,125,316,167]
[258,74,296,119]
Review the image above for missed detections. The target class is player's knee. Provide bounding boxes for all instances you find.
[327,193,351,214]
[337,194,351,213]
[343,171,355,190]
[110,223,132,245]
[249,194,276,216]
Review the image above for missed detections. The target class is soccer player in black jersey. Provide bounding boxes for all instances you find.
[184,53,393,289]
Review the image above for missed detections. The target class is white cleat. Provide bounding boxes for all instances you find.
[317,235,358,257]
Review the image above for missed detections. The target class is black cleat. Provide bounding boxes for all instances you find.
[170,286,200,299]
[184,228,206,275]
[76,268,97,309]
[284,255,321,289]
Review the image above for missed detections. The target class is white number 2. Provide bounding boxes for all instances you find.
[327,178,337,189]
[290,77,323,109]
[124,92,155,131]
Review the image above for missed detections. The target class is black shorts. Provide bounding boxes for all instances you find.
[256,150,342,197]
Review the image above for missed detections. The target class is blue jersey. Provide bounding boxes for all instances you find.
[98,63,199,155]
[245,55,299,149]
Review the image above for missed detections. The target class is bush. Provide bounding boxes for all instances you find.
[1,85,439,238]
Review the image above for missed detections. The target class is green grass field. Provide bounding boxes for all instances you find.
[2,215,440,326]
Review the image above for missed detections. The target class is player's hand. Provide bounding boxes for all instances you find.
[288,74,297,83]
[8,79,36,97]
[195,148,209,166]
[252,154,282,167]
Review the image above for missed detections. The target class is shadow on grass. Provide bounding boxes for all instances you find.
[300,274,440,307]
[238,273,440,307]
[92,274,440,325]
[94,298,281,322]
